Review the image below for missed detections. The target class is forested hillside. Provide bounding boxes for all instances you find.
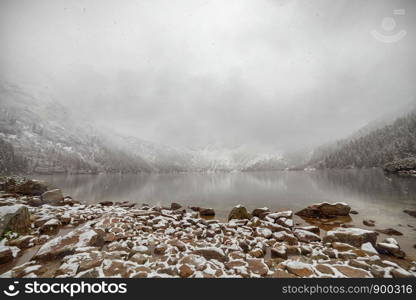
[0,138,27,174]
[309,112,416,169]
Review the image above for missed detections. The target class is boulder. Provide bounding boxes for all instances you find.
[334,265,371,278]
[40,218,61,235]
[199,208,215,216]
[0,246,14,264]
[323,227,378,248]
[7,179,48,196]
[294,226,320,235]
[178,264,194,278]
[228,205,251,221]
[363,219,375,227]
[295,202,351,218]
[170,202,182,210]
[272,232,298,245]
[293,229,321,242]
[375,228,403,236]
[41,189,64,205]
[35,227,104,260]
[403,209,416,218]
[192,247,226,262]
[315,264,334,275]
[251,207,270,218]
[7,235,34,249]
[0,204,31,236]
[376,238,405,258]
[27,197,43,207]
[285,261,314,277]
[246,258,269,276]
[99,201,113,206]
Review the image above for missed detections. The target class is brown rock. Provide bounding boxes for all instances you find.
[8,179,48,196]
[170,202,182,210]
[41,189,64,205]
[270,246,287,259]
[167,239,186,251]
[99,201,113,206]
[247,258,269,276]
[154,243,168,255]
[251,207,270,218]
[295,202,351,218]
[225,260,247,269]
[316,264,334,275]
[363,219,375,227]
[285,262,313,277]
[249,248,264,258]
[130,253,148,264]
[294,226,320,235]
[403,209,416,218]
[35,227,104,259]
[334,265,371,278]
[199,208,215,216]
[376,238,405,258]
[102,260,135,277]
[0,246,14,264]
[268,269,296,278]
[375,228,403,236]
[0,204,31,236]
[391,268,414,278]
[331,242,356,252]
[192,247,226,262]
[228,205,251,221]
[7,235,33,249]
[104,233,116,242]
[294,229,321,242]
[40,219,61,235]
[178,264,194,278]
[323,227,378,248]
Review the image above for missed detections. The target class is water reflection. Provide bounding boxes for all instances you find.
[37,169,416,211]
[37,169,416,257]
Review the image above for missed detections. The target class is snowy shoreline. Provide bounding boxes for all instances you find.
[0,179,415,278]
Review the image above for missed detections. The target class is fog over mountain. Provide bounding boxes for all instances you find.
[1,0,416,154]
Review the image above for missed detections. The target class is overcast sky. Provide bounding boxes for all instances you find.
[1,0,415,152]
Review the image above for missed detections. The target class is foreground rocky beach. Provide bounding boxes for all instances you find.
[0,177,415,278]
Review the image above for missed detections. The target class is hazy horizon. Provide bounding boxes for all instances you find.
[1,0,416,152]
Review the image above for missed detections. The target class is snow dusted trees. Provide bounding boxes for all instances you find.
[310,112,416,169]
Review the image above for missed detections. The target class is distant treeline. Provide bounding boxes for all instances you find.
[0,138,28,174]
[309,112,416,169]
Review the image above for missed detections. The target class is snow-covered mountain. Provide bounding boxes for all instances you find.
[0,82,287,174]
[0,82,153,174]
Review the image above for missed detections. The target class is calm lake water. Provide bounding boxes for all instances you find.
[37,169,416,257]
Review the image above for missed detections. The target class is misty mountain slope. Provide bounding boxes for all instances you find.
[308,102,416,165]
[0,82,153,174]
[188,145,286,172]
[0,82,287,174]
[118,138,287,172]
[309,111,416,169]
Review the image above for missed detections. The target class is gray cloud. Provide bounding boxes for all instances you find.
[1,0,415,152]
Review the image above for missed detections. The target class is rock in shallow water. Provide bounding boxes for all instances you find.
[228,205,251,221]
[295,202,351,218]
[199,208,215,216]
[375,228,403,236]
[323,227,378,248]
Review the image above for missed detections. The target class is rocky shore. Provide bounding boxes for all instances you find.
[0,178,415,278]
